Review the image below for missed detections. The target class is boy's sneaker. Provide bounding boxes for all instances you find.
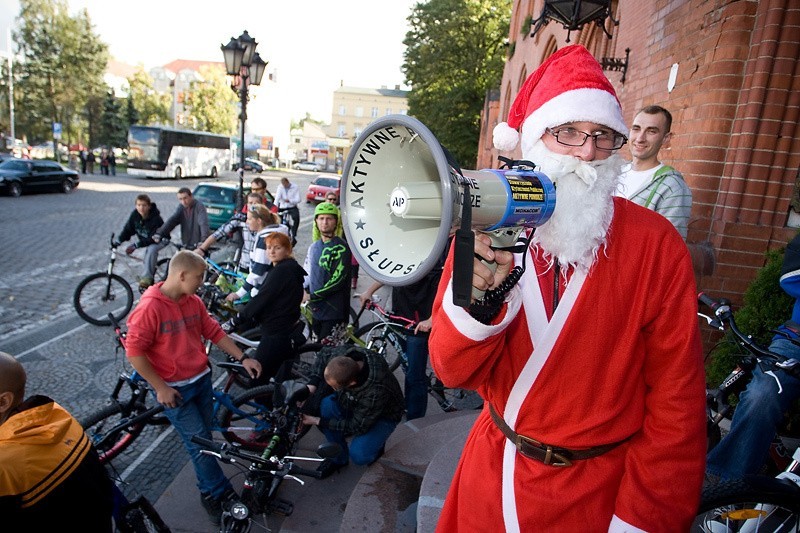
[316,458,347,479]
[138,277,153,289]
[200,488,237,526]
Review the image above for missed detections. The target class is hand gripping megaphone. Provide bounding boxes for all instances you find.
[340,115,556,306]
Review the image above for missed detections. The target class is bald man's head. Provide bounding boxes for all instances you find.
[0,352,25,425]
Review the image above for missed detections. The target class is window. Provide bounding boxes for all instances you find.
[354,125,363,137]
[371,107,378,118]
[356,107,364,117]
[338,105,346,116]
[337,123,346,137]
[385,108,392,116]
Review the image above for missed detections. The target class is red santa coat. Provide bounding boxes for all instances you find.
[429,198,706,532]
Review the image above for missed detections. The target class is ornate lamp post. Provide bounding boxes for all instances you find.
[221,30,267,208]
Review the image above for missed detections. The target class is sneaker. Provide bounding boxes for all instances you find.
[200,492,223,526]
[316,458,347,479]
[138,277,153,289]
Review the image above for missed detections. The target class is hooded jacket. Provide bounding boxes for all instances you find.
[118,203,164,247]
[0,395,113,530]
[239,257,307,334]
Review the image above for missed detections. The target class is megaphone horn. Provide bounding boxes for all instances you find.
[341,115,556,297]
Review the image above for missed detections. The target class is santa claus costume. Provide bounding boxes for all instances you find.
[429,45,706,532]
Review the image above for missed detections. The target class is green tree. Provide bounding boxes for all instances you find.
[125,95,139,132]
[127,68,170,126]
[402,0,511,167]
[98,90,127,148]
[183,65,237,135]
[13,0,108,149]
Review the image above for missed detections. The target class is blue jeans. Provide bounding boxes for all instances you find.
[319,394,397,466]
[143,241,168,280]
[162,373,232,499]
[402,333,429,420]
[706,337,800,480]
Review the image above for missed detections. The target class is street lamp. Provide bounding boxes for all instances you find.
[221,30,268,208]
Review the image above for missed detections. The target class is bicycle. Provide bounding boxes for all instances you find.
[73,233,172,326]
[277,207,297,245]
[110,474,172,533]
[191,379,340,532]
[359,297,483,412]
[693,293,800,531]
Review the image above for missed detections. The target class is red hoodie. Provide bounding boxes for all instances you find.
[126,282,225,382]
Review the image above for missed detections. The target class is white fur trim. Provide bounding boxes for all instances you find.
[608,515,648,532]
[493,122,520,151]
[519,88,629,156]
[441,278,522,341]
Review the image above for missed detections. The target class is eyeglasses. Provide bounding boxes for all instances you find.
[546,127,627,151]
[250,186,265,192]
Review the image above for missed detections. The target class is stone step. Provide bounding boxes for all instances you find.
[339,410,479,532]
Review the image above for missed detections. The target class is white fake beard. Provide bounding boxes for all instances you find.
[524,140,625,274]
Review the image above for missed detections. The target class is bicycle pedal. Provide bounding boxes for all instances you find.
[268,498,294,516]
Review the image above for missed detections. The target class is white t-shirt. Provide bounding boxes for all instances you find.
[616,163,664,199]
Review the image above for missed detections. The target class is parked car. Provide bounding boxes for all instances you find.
[232,158,265,173]
[293,160,323,172]
[305,175,341,204]
[0,158,80,197]
[192,182,277,230]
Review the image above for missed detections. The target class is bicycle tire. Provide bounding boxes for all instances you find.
[427,373,484,412]
[693,478,800,531]
[117,495,171,533]
[218,384,278,452]
[80,402,147,464]
[154,258,171,282]
[353,322,403,371]
[74,273,134,326]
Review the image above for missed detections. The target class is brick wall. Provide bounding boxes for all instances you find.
[484,0,800,313]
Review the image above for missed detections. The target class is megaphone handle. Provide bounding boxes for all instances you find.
[472,228,524,302]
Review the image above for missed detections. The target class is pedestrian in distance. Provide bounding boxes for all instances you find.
[125,251,261,526]
[616,105,692,239]
[275,177,301,245]
[79,149,87,174]
[86,150,95,174]
[0,351,114,531]
[108,149,117,176]
[430,44,706,532]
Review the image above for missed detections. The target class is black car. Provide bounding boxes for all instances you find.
[0,158,80,197]
[232,158,265,173]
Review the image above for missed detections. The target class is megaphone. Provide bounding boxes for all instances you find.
[340,115,556,298]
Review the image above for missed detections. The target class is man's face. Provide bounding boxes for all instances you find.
[250,182,265,195]
[541,121,619,162]
[629,112,671,163]
[316,214,338,237]
[281,179,290,189]
[177,192,193,208]
[135,200,151,218]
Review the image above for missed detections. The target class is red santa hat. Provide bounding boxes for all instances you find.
[493,44,628,152]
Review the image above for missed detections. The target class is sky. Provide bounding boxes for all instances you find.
[0,0,418,141]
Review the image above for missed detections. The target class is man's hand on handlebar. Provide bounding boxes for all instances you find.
[152,234,162,243]
[125,244,137,255]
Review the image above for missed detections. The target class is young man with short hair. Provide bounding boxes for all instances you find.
[275,177,301,245]
[125,251,261,525]
[115,194,164,284]
[616,105,692,239]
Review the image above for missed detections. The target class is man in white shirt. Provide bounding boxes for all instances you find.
[616,105,692,239]
[275,177,301,245]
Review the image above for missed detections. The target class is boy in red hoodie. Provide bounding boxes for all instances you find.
[126,250,261,525]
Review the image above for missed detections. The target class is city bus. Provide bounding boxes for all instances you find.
[127,126,231,179]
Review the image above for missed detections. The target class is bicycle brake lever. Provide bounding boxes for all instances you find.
[697,312,723,330]
[285,475,305,485]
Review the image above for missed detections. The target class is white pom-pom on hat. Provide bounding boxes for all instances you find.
[493,122,520,151]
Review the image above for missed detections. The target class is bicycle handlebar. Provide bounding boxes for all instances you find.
[190,435,323,479]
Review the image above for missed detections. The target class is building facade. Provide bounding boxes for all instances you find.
[480,0,800,308]
[329,84,409,141]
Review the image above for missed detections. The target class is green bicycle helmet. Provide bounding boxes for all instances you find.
[312,201,343,242]
[314,201,340,219]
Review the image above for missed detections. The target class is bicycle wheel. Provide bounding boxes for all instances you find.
[80,403,147,464]
[292,343,323,379]
[353,322,403,371]
[693,478,800,531]
[427,372,484,412]
[117,496,171,533]
[218,384,277,451]
[74,273,134,326]
[154,258,171,282]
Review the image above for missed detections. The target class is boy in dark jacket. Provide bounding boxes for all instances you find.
[301,346,404,477]
[114,194,164,287]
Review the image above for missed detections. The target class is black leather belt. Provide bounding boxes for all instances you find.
[489,404,630,467]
